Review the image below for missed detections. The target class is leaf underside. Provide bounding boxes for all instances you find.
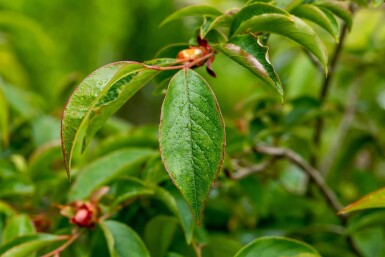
[159,69,225,224]
[233,13,328,73]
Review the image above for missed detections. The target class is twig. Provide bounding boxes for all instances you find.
[312,22,349,166]
[40,229,82,257]
[231,159,275,180]
[254,145,343,212]
[192,239,202,257]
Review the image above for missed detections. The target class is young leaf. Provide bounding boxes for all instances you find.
[0,234,65,257]
[233,14,328,73]
[230,2,290,36]
[69,148,155,201]
[339,187,385,215]
[215,33,283,97]
[159,69,226,224]
[160,5,222,27]
[100,220,150,257]
[2,214,35,244]
[234,237,321,257]
[315,1,353,30]
[61,62,159,178]
[291,4,339,42]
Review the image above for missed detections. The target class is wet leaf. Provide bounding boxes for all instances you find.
[100,220,150,257]
[160,5,222,27]
[234,237,321,257]
[159,69,225,223]
[61,61,160,178]
[291,4,339,41]
[216,33,283,97]
[339,187,385,215]
[233,14,328,73]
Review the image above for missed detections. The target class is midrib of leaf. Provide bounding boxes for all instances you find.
[183,69,199,217]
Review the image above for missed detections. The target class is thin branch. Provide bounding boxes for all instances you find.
[231,158,275,180]
[40,230,81,257]
[312,22,349,166]
[254,145,343,212]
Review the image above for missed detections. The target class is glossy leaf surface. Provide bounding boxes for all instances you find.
[159,69,225,223]
[216,33,283,96]
[230,2,289,36]
[160,5,222,27]
[234,237,321,257]
[233,14,328,72]
[61,61,159,177]
[315,2,353,30]
[100,220,150,257]
[339,187,385,215]
[291,4,339,41]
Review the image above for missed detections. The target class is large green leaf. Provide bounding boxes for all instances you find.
[160,5,222,27]
[291,4,339,41]
[234,237,321,257]
[314,1,353,30]
[61,61,159,178]
[230,2,290,36]
[200,10,238,39]
[233,14,328,73]
[144,216,178,257]
[0,234,64,257]
[215,33,283,97]
[2,214,35,244]
[339,187,385,215]
[100,220,150,257]
[69,148,155,201]
[159,69,225,223]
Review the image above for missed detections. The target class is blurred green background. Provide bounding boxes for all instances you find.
[1,0,385,256]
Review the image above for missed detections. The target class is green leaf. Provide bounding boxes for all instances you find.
[200,16,215,39]
[109,177,154,206]
[0,234,64,257]
[215,33,283,97]
[2,214,35,244]
[159,69,226,223]
[144,216,178,257]
[61,61,159,178]
[291,4,339,41]
[339,187,385,215]
[168,186,195,244]
[160,5,222,27]
[230,3,290,36]
[315,1,353,30]
[234,237,321,257]
[200,10,238,39]
[0,200,17,216]
[233,14,328,73]
[100,220,150,257]
[69,148,155,201]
